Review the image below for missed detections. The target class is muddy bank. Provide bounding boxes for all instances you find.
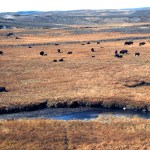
[0,100,48,114]
[0,98,150,115]
[48,99,150,112]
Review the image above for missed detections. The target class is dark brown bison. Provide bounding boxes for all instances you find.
[6,33,13,36]
[0,51,3,55]
[87,42,90,44]
[91,48,95,52]
[40,51,47,56]
[139,42,145,46]
[115,50,118,55]
[53,59,57,62]
[97,41,100,44]
[120,50,128,54]
[0,87,8,92]
[16,37,21,39]
[92,56,95,57]
[55,43,59,46]
[124,41,133,45]
[57,49,62,53]
[67,51,72,54]
[59,58,64,62]
[115,53,123,58]
[135,52,140,56]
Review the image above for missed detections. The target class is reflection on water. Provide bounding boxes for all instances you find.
[0,107,150,120]
[51,108,150,120]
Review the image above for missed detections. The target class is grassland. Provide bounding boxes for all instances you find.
[0,27,150,112]
[0,9,150,149]
[0,117,150,150]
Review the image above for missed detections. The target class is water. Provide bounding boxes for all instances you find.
[0,107,150,120]
[51,108,150,120]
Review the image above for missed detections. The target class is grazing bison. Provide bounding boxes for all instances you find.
[139,42,145,46]
[115,53,123,58]
[67,51,72,54]
[91,48,95,52]
[40,51,47,56]
[124,41,133,45]
[6,33,13,36]
[135,52,140,56]
[82,43,85,45]
[59,58,64,62]
[120,50,128,54]
[57,49,61,53]
[55,43,59,46]
[0,87,8,92]
[97,41,100,44]
[0,51,3,55]
[115,50,118,55]
[92,56,95,57]
[29,46,32,48]
[53,59,57,62]
[16,37,21,39]
[87,42,90,44]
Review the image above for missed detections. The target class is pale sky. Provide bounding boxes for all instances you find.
[0,0,150,12]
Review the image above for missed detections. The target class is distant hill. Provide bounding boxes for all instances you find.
[0,8,150,30]
[15,11,42,15]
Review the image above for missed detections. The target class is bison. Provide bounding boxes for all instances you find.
[115,50,118,55]
[59,58,64,62]
[124,41,133,45]
[57,49,62,53]
[6,33,13,36]
[67,51,72,54]
[115,53,123,58]
[87,42,90,44]
[40,51,47,56]
[0,51,3,55]
[16,37,21,39]
[120,50,128,54]
[0,87,8,92]
[139,42,145,46]
[53,59,57,62]
[91,48,95,52]
[97,41,100,44]
[135,52,140,56]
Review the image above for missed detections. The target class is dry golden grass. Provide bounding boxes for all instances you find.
[0,118,150,150]
[0,23,150,150]
[0,26,150,111]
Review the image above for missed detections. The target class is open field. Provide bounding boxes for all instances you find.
[0,117,150,150]
[0,27,150,112]
[0,9,150,149]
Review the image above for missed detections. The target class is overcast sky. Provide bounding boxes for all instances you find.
[0,0,150,12]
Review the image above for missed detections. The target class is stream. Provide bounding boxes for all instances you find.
[0,107,150,120]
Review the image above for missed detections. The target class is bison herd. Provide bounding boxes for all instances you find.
[38,40,144,61]
[114,41,145,58]
[0,40,147,93]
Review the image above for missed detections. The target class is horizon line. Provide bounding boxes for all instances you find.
[0,6,150,13]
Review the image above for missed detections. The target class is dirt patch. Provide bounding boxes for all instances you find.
[124,80,150,88]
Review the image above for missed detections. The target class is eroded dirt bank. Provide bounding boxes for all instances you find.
[0,97,150,114]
